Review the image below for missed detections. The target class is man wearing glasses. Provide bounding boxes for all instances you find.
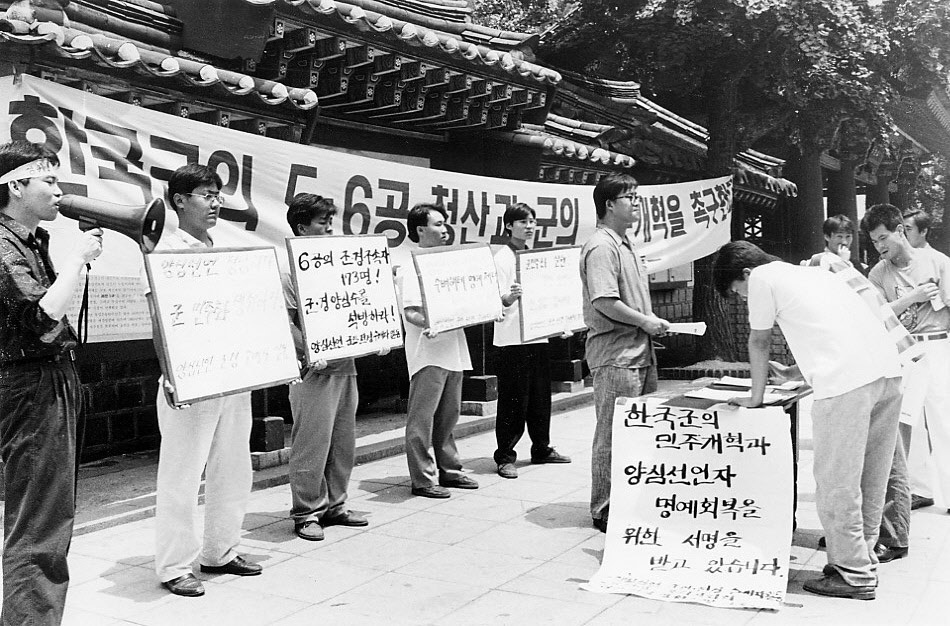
[148,164,261,598]
[580,173,669,533]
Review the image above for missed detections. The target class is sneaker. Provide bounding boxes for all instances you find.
[531,449,572,464]
[497,463,518,479]
[911,494,934,510]
[439,475,479,489]
[322,510,368,527]
[411,485,451,498]
[803,570,875,600]
[294,521,325,541]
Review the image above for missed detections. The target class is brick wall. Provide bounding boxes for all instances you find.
[650,284,698,368]
[725,296,793,365]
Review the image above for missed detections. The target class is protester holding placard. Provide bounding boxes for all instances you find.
[398,203,478,498]
[714,240,902,601]
[148,164,260,598]
[0,140,103,624]
[492,203,571,479]
[580,173,669,533]
[283,193,374,541]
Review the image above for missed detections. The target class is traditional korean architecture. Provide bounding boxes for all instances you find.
[1,0,797,460]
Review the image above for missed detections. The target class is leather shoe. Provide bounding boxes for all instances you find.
[439,475,479,489]
[411,485,451,498]
[874,543,908,563]
[592,518,608,533]
[200,555,262,577]
[497,463,518,479]
[531,449,572,464]
[911,494,934,510]
[818,536,826,548]
[803,570,875,600]
[294,521,324,541]
[162,574,205,597]
[322,510,368,527]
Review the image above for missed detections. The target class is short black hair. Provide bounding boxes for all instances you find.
[902,208,932,233]
[592,173,638,220]
[822,214,854,237]
[407,203,446,243]
[712,241,781,298]
[286,193,336,235]
[0,140,60,208]
[167,163,222,210]
[861,203,902,235]
[503,202,535,228]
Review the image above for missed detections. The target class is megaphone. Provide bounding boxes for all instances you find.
[58,195,165,253]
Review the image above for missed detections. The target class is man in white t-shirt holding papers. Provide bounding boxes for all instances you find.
[714,241,902,601]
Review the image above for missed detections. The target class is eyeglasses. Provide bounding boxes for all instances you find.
[184,191,222,203]
[614,194,638,202]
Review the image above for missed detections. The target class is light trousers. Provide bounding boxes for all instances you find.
[288,372,357,523]
[899,340,950,503]
[405,366,465,488]
[154,389,252,583]
[590,364,657,522]
[812,376,901,587]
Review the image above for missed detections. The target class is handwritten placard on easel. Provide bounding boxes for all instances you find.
[412,244,503,333]
[516,246,586,342]
[286,234,403,362]
[582,398,792,610]
[143,247,299,407]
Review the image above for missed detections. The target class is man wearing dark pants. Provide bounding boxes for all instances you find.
[0,140,103,625]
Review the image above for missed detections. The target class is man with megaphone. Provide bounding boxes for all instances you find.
[0,140,104,625]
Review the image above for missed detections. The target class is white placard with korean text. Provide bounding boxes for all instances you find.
[1,75,733,340]
[144,247,299,407]
[412,244,503,334]
[582,398,793,610]
[286,234,403,361]
[516,246,586,342]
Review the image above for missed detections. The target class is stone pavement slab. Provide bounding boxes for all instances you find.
[4,389,950,625]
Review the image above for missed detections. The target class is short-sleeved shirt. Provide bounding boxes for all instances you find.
[580,226,653,369]
[748,262,900,399]
[493,243,545,347]
[868,247,950,334]
[396,262,472,378]
[280,271,356,376]
[0,212,77,363]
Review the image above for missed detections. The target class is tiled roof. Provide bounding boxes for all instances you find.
[501,124,636,168]
[0,22,319,110]
[889,91,950,159]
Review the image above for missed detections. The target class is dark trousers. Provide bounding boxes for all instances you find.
[0,361,80,626]
[493,343,553,465]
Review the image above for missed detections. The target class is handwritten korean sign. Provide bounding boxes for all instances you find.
[412,244,503,334]
[286,234,403,361]
[143,247,299,406]
[516,246,585,342]
[582,398,792,610]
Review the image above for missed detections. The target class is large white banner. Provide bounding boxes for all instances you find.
[583,398,793,610]
[1,75,732,340]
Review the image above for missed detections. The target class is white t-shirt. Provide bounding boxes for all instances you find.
[868,246,950,334]
[492,244,545,347]
[747,262,901,399]
[396,263,472,378]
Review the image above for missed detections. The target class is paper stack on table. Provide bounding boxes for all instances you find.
[684,388,789,405]
[717,376,804,391]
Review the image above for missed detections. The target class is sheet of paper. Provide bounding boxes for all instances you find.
[666,322,707,336]
[684,388,788,405]
[717,376,803,391]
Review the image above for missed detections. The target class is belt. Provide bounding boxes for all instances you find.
[911,331,949,342]
[0,349,76,369]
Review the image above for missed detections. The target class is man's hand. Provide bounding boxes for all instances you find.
[727,396,763,408]
[310,359,328,371]
[560,329,574,339]
[502,283,523,307]
[836,244,850,261]
[376,347,390,357]
[911,281,940,304]
[642,315,670,336]
[71,227,104,267]
[424,328,440,339]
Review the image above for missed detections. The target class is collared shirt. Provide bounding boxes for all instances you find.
[580,225,653,370]
[0,212,77,363]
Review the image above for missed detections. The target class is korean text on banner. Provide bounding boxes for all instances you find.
[582,398,793,610]
[286,234,403,361]
[412,244,503,334]
[144,247,300,406]
[516,246,586,342]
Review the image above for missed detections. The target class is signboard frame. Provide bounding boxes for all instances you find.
[411,244,503,334]
[515,245,586,343]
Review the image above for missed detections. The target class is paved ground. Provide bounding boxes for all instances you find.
[4,388,950,625]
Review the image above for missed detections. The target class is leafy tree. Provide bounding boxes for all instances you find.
[471,0,561,33]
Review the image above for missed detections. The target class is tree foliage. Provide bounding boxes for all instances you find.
[471,0,562,33]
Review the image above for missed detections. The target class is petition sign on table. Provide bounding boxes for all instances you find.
[583,398,793,610]
[2,75,732,341]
